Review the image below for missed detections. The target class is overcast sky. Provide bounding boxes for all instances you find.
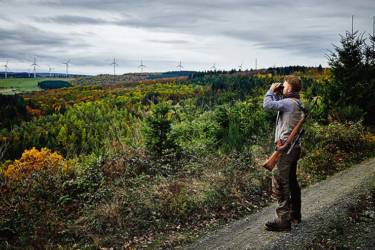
[0,0,374,75]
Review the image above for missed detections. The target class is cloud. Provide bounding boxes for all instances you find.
[38,15,111,25]
[0,24,90,63]
[1,0,374,73]
[0,26,69,46]
[223,29,335,56]
[147,39,190,44]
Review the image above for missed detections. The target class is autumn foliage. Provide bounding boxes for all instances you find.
[3,147,67,181]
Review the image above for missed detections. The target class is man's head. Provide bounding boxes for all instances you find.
[283,75,301,96]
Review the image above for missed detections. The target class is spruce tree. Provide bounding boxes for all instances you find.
[325,30,375,124]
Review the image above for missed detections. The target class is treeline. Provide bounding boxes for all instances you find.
[190,65,325,78]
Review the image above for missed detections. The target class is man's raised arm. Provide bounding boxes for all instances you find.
[263,84,293,112]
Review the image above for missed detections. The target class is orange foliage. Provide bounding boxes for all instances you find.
[26,105,42,117]
[4,147,68,181]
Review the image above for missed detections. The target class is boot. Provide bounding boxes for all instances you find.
[265,219,291,231]
[290,213,301,224]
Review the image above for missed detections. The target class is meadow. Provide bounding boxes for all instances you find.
[0,77,71,94]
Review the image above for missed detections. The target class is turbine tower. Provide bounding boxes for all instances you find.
[238,62,243,71]
[138,59,146,72]
[110,58,118,77]
[210,63,217,71]
[63,59,71,78]
[48,65,54,78]
[351,15,354,35]
[177,60,183,71]
[31,56,39,78]
[3,60,9,79]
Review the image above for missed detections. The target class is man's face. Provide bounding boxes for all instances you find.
[283,81,292,96]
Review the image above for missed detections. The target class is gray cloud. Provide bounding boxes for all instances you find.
[1,0,374,73]
[0,24,90,63]
[41,0,290,11]
[224,29,335,56]
[0,26,69,46]
[38,15,111,25]
[147,39,190,44]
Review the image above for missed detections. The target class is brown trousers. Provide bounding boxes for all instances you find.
[271,146,301,223]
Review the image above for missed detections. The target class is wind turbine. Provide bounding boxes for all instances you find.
[110,58,118,78]
[210,63,217,71]
[238,62,243,71]
[48,65,54,78]
[177,60,183,71]
[3,60,9,79]
[138,59,146,72]
[31,56,39,78]
[63,59,71,78]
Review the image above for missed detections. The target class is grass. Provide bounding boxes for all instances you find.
[0,78,71,94]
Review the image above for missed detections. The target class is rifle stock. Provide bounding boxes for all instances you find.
[262,150,282,171]
[262,114,306,171]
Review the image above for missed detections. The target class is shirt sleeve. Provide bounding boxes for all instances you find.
[263,88,294,112]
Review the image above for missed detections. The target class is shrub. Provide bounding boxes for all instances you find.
[142,101,181,162]
[172,97,271,154]
[298,121,374,184]
[335,105,366,122]
[38,80,72,89]
[3,147,68,181]
[171,111,220,154]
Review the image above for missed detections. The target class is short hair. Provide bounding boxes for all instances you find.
[284,75,302,92]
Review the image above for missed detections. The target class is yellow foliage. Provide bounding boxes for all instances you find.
[4,147,68,181]
[363,132,375,143]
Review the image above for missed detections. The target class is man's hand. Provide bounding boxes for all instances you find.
[271,82,283,93]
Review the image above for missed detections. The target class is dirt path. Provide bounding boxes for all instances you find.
[183,157,375,250]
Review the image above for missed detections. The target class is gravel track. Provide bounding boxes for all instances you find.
[183,157,375,250]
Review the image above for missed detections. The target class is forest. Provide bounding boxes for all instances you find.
[0,30,374,249]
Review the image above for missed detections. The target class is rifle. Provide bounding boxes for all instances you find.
[262,97,317,171]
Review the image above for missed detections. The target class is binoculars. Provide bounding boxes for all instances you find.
[274,82,284,93]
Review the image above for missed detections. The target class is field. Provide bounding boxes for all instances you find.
[0,78,71,94]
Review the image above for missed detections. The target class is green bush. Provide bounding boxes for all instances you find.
[142,101,182,166]
[335,105,366,122]
[172,110,220,154]
[172,97,271,154]
[0,151,111,248]
[0,167,77,247]
[299,121,374,184]
[38,80,72,90]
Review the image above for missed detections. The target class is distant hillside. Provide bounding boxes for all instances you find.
[70,71,196,86]
[0,72,90,78]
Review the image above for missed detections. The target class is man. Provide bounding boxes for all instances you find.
[263,75,304,231]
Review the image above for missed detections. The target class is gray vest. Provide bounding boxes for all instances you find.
[274,98,303,144]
